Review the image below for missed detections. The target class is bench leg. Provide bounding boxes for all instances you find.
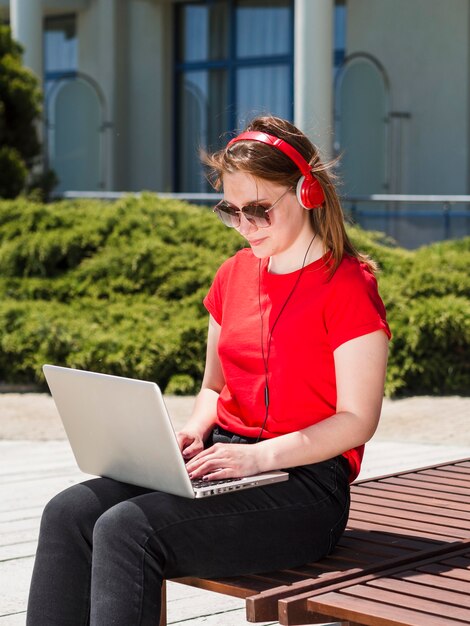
[159,580,167,626]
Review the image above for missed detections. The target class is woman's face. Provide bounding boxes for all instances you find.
[222,171,315,268]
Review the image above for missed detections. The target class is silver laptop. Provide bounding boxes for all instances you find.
[43,365,288,498]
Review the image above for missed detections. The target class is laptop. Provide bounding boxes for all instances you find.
[43,365,289,498]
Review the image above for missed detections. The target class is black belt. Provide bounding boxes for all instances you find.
[211,425,260,445]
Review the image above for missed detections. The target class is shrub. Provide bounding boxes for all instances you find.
[0,195,241,390]
[0,145,27,198]
[386,295,469,395]
[380,237,469,395]
[166,374,199,395]
[0,195,468,396]
[347,225,413,277]
[0,26,43,198]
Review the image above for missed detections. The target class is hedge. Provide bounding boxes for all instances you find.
[0,194,468,396]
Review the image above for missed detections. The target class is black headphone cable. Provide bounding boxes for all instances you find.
[256,232,317,442]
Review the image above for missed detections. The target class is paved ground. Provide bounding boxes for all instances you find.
[1,392,469,445]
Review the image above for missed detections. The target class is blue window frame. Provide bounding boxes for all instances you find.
[334,0,346,70]
[174,0,294,192]
[44,15,78,81]
[44,13,78,106]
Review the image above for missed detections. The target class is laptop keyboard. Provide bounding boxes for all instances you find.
[191,477,240,488]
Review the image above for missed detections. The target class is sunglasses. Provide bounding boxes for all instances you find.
[213,188,291,229]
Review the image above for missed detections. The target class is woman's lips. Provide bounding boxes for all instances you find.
[248,237,268,247]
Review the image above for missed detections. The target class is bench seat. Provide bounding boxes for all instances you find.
[304,540,470,626]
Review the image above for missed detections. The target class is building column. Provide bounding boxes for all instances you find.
[294,0,334,159]
[127,1,171,191]
[10,0,43,85]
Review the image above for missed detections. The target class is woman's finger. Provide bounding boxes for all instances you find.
[188,456,228,478]
[182,440,204,459]
[186,443,227,469]
[200,467,234,481]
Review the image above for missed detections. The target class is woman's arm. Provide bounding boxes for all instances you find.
[186,329,389,479]
[256,328,389,470]
[176,315,225,458]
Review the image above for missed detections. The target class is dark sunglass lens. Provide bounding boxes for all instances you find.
[244,205,271,228]
[214,203,239,228]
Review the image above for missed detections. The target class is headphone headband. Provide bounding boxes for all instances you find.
[227,131,312,179]
[226,130,325,210]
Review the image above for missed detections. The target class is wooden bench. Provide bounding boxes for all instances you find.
[303,540,470,626]
[279,458,470,625]
[160,458,470,626]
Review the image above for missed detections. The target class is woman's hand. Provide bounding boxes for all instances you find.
[185,443,261,481]
[176,429,206,461]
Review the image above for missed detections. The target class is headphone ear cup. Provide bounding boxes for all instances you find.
[296,174,325,210]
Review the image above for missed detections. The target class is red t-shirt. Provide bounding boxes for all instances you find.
[203,248,391,481]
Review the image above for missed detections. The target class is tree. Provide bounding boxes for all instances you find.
[0,25,42,198]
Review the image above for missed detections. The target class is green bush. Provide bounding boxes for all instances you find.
[386,295,469,395]
[379,236,469,395]
[0,194,468,396]
[0,295,207,390]
[0,145,27,198]
[0,195,241,390]
[166,374,199,395]
[347,225,413,277]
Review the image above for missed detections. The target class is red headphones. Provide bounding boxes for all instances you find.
[227,131,325,210]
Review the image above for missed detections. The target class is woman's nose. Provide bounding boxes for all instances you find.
[236,212,258,236]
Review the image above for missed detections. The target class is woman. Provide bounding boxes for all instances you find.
[27,116,390,625]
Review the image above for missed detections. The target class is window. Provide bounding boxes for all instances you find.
[44,15,78,86]
[175,0,293,192]
[44,16,103,192]
[334,0,346,71]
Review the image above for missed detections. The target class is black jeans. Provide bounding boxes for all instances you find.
[26,431,350,626]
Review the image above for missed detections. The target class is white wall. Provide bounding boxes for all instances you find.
[78,0,120,190]
[347,0,469,194]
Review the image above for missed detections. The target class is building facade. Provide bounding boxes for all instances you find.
[1,0,469,246]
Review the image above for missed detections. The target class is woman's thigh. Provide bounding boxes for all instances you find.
[39,476,154,541]
[121,455,350,579]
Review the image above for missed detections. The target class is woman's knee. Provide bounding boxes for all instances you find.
[40,480,108,540]
[92,499,167,577]
[92,500,147,549]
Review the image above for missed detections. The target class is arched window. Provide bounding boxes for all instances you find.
[334,53,390,231]
[335,53,390,196]
[46,76,105,192]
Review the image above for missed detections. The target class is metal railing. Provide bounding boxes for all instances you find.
[344,194,470,243]
[60,190,470,208]
[59,191,222,202]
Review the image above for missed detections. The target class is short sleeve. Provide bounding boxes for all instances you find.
[325,259,391,351]
[203,256,234,325]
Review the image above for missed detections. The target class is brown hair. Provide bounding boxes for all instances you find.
[202,115,377,277]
